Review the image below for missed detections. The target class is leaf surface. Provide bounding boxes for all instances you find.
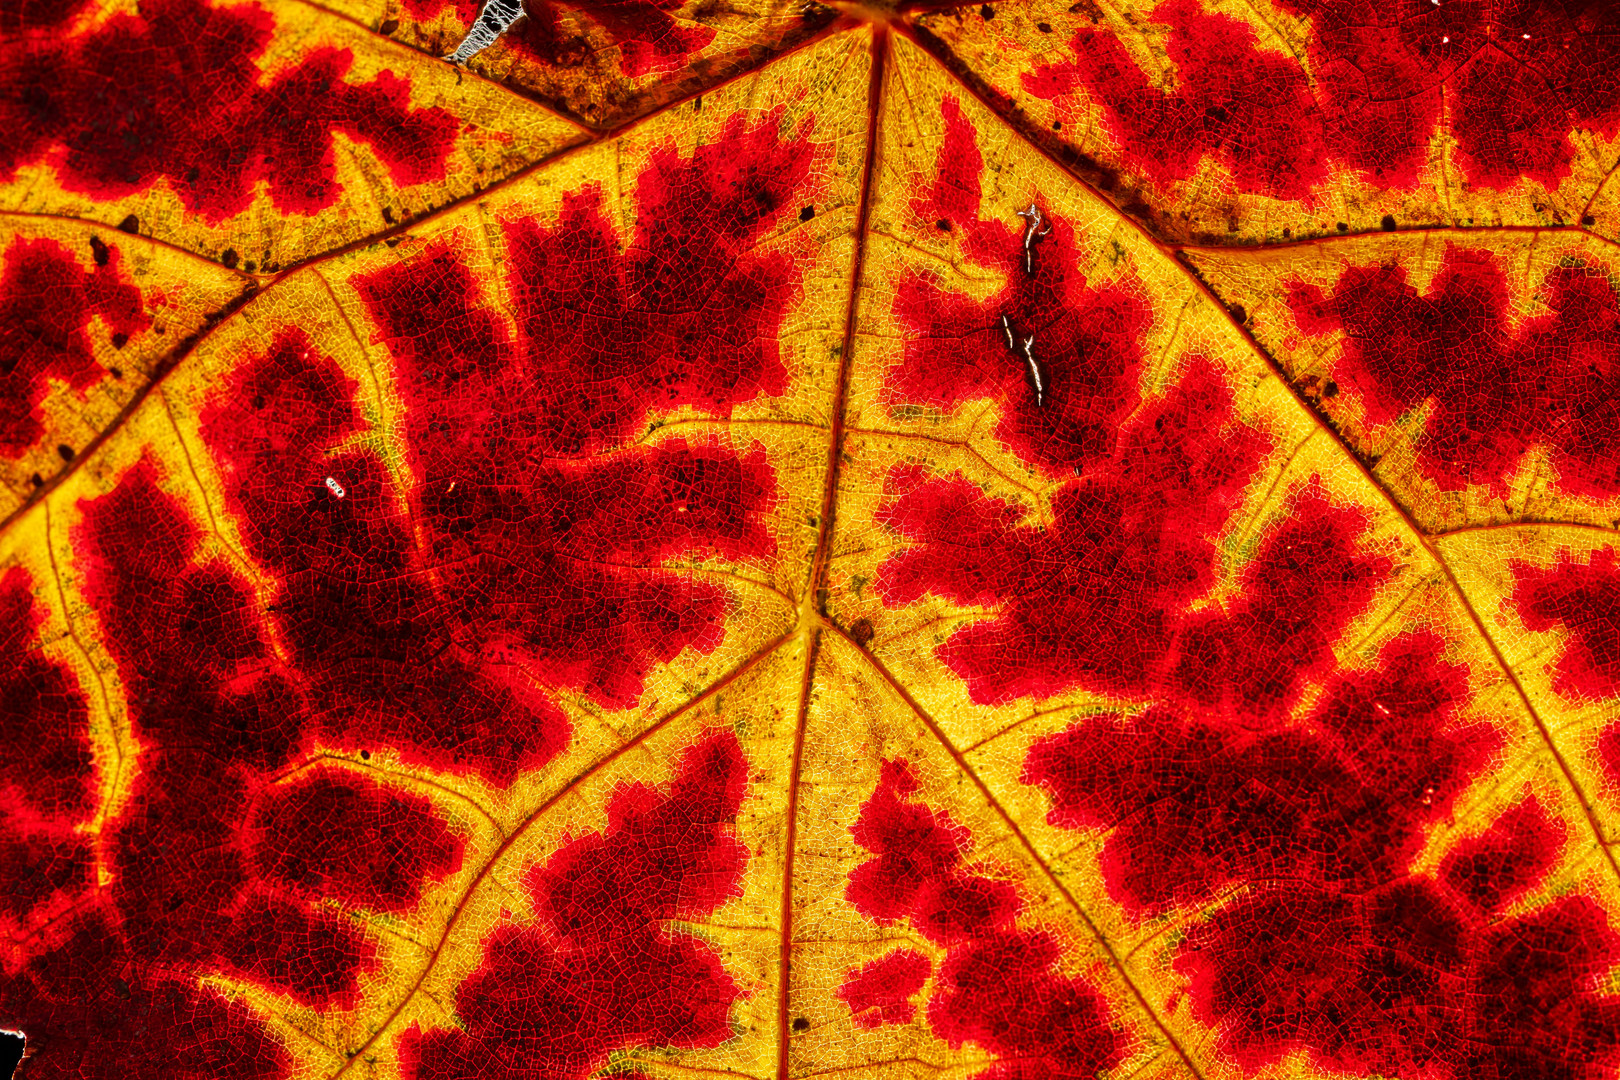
[4,4,1620,1080]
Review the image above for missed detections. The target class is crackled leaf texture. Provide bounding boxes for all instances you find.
[4,4,1620,1080]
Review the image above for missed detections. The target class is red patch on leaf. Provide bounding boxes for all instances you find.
[1023,0,1332,201]
[0,913,290,1080]
[1289,247,1620,498]
[1024,633,1499,916]
[75,458,465,965]
[882,99,1394,711]
[0,0,457,222]
[1,0,94,31]
[839,949,932,1029]
[845,762,1129,1079]
[1164,481,1392,720]
[1440,796,1566,915]
[1024,0,1620,195]
[402,730,750,1079]
[1510,545,1620,702]
[1179,884,1620,1080]
[0,235,148,455]
[0,568,95,927]
[250,768,465,911]
[401,0,481,20]
[1510,545,1620,801]
[502,113,808,456]
[352,111,801,707]
[216,892,378,1007]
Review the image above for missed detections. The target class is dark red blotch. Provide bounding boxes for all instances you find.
[1177,875,1620,1080]
[401,0,481,19]
[1510,545,1620,702]
[1291,246,1620,498]
[1023,0,1620,197]
[0,235,148,455]
[1510,545,1620,805]
[0,0,457,223]
[844,761,1128,1079]
[839,949,932,1029]
[1440,795,1566,915]
[0,568,96,929]
[1023,633,1498,915]
[1,0,94,32]
[0,914,290,1080]
[1027,628,1618,1076]
[352,111,801,707]
[199,328,570,783]
[250,768,465,910]
[879,362,1390,711]
[402,731,750,1079]
[521,0,715,77]
[1023,0,1331,201]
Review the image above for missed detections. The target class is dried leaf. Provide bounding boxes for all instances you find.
[4,4,1620,1080]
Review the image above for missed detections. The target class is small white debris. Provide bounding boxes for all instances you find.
[1020,333,1044,407]
[325,476,346,498]
[1001,313,1016,350]
[1016,203,1052,275]
[444,0,524,63]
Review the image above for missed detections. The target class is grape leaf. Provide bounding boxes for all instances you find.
[4,3,1620,1080]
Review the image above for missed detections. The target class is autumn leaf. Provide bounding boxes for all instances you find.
[4,2,1620,1080]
